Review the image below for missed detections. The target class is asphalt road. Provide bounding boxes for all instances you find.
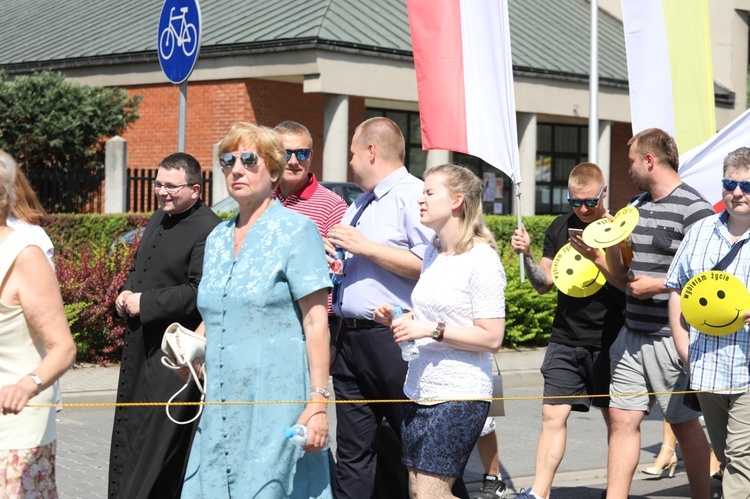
[55,386,724,498]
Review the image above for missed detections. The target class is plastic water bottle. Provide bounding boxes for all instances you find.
[392,306,420,361]
[283,424,329,450]
[330,246,345,285]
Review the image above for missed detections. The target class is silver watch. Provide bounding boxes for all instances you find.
[28,373,43,395]
[310,387,330,399]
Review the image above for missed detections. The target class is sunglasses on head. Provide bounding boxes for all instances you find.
[722,178,750,194]
[567,185,604,208]
[285,148,311,161]
[219,151,259,170]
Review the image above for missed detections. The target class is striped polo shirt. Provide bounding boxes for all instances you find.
[274,173,348,238]
[274,173,348,315]
[626,183,714,335]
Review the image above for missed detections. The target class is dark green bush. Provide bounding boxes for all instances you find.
[47,213,150,249]
[486,215,558,347]
[47,213,560,361]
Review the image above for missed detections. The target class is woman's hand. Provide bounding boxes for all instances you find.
[392,319,435,343]
[373,303,395,326]
[0,381,35,415]
[298,401,329,453]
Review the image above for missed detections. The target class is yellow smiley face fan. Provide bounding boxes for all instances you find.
[680,270,750,336]
[551,243,607,297]
[582,206,639,249]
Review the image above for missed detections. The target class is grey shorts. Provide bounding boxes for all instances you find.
[608,326,700,424]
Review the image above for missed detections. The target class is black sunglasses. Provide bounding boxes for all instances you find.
[285,149,311,161]
[567,186,604,208]
[219,152,259,170]
[722,178,750,194]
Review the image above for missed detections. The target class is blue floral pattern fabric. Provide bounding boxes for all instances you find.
[182,200,333,499]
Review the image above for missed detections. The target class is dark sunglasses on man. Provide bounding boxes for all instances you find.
[219,151,259,170]
[285,149,311,162]
[722,178,750,194]
[567,185,604,208]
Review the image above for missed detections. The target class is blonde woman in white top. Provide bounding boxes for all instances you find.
[375,164,506,499]
[0,151,76,497]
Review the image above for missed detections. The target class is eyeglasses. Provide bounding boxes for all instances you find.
[219,151,259,170]
[285,149,311,162]
[567,186,604,208]
[722,178,750,194]
[152,182,191,195]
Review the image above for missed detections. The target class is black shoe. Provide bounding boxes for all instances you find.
[476,474,509,498]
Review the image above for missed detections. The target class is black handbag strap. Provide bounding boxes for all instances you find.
[712,237,749,272]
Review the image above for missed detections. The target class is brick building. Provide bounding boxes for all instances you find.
[1,0,747,214]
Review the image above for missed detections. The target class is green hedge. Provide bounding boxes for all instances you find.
[46,213,559,361]
[47,213,151,250]
[486,215,558,347]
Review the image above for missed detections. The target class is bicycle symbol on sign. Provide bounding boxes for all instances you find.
[159,7,198,60]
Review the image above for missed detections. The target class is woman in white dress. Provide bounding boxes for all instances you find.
[374,164,506,498]
[0,151,76,497]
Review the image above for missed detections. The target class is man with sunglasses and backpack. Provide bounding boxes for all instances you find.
[665,147,750,499]
[510,163,627,499]
[603,128,713,499]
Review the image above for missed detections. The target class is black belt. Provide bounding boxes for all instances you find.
[342,318,380,329]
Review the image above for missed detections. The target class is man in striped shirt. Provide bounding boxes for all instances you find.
[274,120,348,239]
[604,128,713,499]
[666,147,750,499]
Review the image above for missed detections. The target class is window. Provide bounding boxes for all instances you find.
[536,124,588,214]
[366,109,427,177]
[453,153,513,215]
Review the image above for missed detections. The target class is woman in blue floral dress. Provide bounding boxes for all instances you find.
[181,123,333,499]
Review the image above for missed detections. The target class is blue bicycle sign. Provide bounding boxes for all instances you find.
[159,7,198,60]
[157,0,202,84]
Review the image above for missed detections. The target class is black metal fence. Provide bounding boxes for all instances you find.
[126,168,213,212]
[25,167,104,214]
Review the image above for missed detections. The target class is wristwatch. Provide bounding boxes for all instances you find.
[28,373,43,395]
[311,387,330,399]
[431,322,446,342]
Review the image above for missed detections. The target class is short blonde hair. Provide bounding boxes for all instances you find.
[219,122,286,188]
[0,151,18,220]
[424,164,496,254]
[568,162,604,191]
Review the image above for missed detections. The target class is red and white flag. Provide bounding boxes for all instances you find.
[679,108,750,212]
[408,0,520,184]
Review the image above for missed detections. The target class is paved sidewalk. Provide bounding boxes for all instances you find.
[56,349,722,498]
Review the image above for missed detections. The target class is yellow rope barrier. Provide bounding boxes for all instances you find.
[25,387,749,409]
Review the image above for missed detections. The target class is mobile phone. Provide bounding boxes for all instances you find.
[568,228,583,238]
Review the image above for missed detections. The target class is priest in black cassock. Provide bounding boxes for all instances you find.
[108,153,221,499]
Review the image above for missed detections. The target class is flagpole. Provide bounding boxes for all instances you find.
[516,181,524,282]
[588,0,599,163]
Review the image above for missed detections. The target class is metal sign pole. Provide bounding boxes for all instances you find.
[178,81,187,152]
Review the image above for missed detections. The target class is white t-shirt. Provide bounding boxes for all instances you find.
[404,242,506,404]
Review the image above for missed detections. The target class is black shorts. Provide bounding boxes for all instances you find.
[540,342,611,411]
